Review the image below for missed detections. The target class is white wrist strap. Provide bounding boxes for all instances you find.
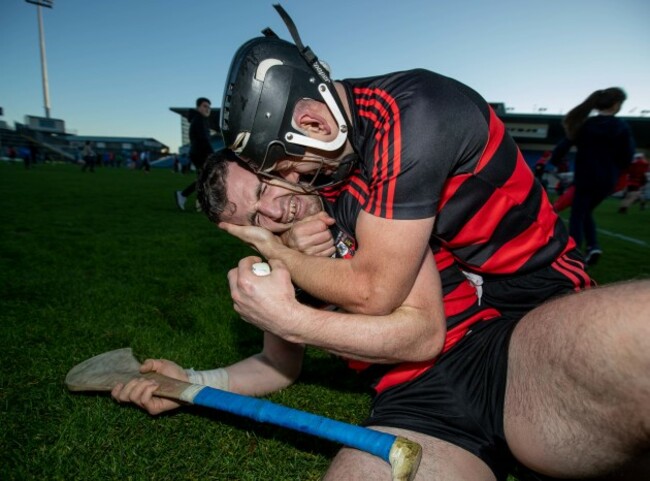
[185,367,229,391]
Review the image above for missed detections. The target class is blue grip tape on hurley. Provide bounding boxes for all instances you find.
[193,386,395,461]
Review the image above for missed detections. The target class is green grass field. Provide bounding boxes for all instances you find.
[1,162,649,480]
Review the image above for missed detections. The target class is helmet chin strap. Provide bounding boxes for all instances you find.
[304,152,358,191]
[328,153,358,184]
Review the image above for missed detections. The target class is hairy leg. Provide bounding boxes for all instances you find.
[505,280,650,478]
[322,426,496,481]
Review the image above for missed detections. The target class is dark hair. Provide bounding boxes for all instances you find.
[196,97,211,108]
[197,149,246,223]
[563,87,627,140]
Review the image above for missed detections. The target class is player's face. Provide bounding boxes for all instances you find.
[222,163,323,233]
[197,101,211,118]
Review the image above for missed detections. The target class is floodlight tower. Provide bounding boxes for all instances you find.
[25,0,54,119]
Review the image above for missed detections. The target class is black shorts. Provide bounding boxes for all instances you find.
[364,317,517,480]
[363,251,593,479]
[480,249,593,322]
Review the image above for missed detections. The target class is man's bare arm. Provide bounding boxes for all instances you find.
[228,253,445,364]
[221,212,435,315]
[111,332,305,414]
[225,331,305,396]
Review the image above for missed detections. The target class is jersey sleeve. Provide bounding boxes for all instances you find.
[357,70,490,220]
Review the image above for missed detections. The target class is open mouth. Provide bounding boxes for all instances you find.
[286,195,297,223]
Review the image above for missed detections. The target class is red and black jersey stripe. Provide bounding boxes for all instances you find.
[436,108,572,273]
[329,216,501,393]
[362,246,501,393]
[353,86,402,219]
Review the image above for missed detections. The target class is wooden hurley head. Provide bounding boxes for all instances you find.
[65,348,142,392]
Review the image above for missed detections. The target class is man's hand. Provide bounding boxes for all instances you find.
[281,212,336,257]
[219,222,284,258]
[228,256,301,340]
[111,359,188,415]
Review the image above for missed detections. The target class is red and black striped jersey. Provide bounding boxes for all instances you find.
[324,197,498,334]
[323,69,575,275]
[325,192,500,393]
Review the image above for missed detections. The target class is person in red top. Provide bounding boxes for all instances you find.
[618,153,649,213]
[534,150,552,190]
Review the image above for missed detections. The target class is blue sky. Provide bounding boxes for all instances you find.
[1,0,649,153]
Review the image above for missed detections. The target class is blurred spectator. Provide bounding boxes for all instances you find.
[618,153,649,213]
[534,150,552,190]
[181,153,190,174]
[29,145,38,167]
[140,150,151,173]
[549,150,571,196]
[551,87,635,266]
[555,170,630,214]
[553,184,575,213]
[81,141,96,172]
[130,151,138,169]
[19,146,32,169]
[175,97,214,211]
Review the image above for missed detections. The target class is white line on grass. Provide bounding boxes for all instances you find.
[597,228,649,247]
[559,214,649,248]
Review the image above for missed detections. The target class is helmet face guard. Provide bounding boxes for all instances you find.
[255,150,358,193]
[221,10,351,179]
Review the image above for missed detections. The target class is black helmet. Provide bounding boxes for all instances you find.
[221,11,350,175]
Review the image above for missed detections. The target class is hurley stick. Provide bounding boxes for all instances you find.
[65,348,422,481]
